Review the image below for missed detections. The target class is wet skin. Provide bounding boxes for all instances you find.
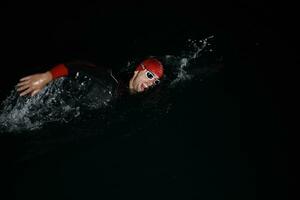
[129,69,160,93]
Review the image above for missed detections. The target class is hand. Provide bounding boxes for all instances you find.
[17,71,53,96]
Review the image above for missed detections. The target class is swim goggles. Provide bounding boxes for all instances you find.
[141,64,160,85]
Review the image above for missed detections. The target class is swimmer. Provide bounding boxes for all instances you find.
[16,58,164,99]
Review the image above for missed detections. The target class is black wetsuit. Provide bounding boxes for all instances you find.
[61,60,130,109]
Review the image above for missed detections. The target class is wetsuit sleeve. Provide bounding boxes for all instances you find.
[49,61,107,80]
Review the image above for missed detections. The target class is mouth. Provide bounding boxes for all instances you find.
[140,83,148,91]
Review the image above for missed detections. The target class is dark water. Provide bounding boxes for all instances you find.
[0,2,295,200]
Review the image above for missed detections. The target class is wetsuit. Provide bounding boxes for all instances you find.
[49,61,130,109]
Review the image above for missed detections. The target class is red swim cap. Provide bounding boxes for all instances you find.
[135,58,164,78]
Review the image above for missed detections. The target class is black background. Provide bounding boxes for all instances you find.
[0,1,297,199]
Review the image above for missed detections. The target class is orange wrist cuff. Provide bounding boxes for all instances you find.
[50,63,69,79]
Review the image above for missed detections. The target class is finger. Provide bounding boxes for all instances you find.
[20,76,32,81]
[17,80,30,87]
[16,85,30,92]
[31,89,41,96]
[20,87,33,96]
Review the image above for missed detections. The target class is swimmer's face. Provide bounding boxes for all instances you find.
[129,69,160,93]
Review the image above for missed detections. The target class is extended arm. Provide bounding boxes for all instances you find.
[16,61,102,96]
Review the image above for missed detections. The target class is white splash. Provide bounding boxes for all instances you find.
[169,35,215,86]
[0,73,107,133]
